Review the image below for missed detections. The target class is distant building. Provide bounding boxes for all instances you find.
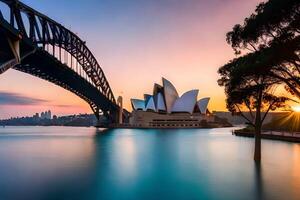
[40,110,52,119]
[46,110,51,119]
[129,78,229,128]
[40,112,45,119]
[0,113,98,127]
[33,113,40,121]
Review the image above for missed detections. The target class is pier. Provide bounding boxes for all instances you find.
[234,130,300,143]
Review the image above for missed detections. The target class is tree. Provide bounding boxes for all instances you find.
[219,0,300,162]
[218,52,290,161]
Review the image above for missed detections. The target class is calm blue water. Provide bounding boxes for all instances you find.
[0,126,299,200]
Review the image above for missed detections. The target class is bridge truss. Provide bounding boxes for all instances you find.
[0,0,126,123]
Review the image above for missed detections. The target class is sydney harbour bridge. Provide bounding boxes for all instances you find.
[0,0,128,126]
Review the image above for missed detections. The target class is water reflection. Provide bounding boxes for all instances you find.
[292,144,300,198]
[113,133,137,182]
[0,127,299,200]
[0,126,97,200]
[254,162,264,200]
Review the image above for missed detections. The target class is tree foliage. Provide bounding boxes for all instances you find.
[218,50,290,126]
[226,0,300,54]
[219,0,300,122]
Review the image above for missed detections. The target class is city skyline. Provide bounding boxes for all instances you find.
[0,0,263,118]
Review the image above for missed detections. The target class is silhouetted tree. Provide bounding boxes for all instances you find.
[219,0,300,162]
[218,53,290,161]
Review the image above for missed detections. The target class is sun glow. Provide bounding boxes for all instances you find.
[291,105,300,112]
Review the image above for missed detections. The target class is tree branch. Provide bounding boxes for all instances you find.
[270,72,300,97]
[245,100,254,119]
[235,104,255,127]
[248,42,258,51]
[261,100,275,123]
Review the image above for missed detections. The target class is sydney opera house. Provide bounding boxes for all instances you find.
[129,78,223,128]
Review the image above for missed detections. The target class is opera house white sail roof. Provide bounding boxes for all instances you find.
[131,78,210,114]
[145,95,156,111]
[131,99,146,111]
[197,97,210,114]
[172,90,199,114]
[163,78,179,113]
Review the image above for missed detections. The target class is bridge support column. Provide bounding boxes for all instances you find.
[0,36,20,74]
[7,37,20,63]
[117,96,123,124]
[95,111,114,128]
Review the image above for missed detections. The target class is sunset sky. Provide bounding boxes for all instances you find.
[0,0,265,119]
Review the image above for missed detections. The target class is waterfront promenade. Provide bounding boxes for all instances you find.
[234,130,300,143]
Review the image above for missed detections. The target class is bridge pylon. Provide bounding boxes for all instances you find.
[117,96,123,124]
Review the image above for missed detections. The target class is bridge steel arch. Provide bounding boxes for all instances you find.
[0,0,125,124]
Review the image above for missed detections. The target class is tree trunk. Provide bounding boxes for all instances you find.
[254,122,262,162]
[254,89,263,162]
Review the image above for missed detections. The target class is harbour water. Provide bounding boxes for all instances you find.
[0,126,299,200]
